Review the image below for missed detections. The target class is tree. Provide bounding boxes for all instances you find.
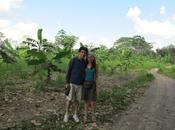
[0,32,5,48]
[0,32,18,64]
[23,29,68,83]
[0,37,18,64]
[0,32,5,39]
[114,35,152,54]
[156,44,175,63]
[55,29,78,58]
[93,45,109,64]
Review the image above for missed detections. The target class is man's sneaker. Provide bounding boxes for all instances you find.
[73,114,79,122]
[63,114,69,122]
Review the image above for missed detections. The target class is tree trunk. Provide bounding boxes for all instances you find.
[47,67,51,83]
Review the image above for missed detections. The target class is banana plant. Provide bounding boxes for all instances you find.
[0,39,18,64]
[23,29,67,83]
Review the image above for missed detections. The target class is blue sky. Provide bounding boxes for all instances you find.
[1,0,175,49]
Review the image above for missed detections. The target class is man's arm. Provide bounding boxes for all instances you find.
[65,59,74,84]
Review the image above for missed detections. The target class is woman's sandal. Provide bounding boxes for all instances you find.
[92,117,97,128]
[92,122,97,128]
[84,121,88,127]
[92,121,100,129]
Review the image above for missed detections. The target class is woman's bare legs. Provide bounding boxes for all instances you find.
[84,101,97,127]
[91,101,97,127]
[84,101,89,125]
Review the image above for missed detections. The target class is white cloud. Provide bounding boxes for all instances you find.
[74,36,90,48]
[78,36,90,44]
[0,0,49,47]
[172,13,175,21]
[127,6,141,22]
[0,19,11,28]
[57,20,62,28]
[127,6,175,39]
[14,22,38,33]
[95,38,115,48]
[160,6,166,15]
[77,36,115,49]
[42,29,55,42]
[0,0,41,46]
[136,20,175,38]
[0,0,23,12]
[0,20,39,43]
[152,39,164,49]
[127,6,175,49]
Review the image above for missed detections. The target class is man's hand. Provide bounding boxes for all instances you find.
[65,83,69,88]
[65,83,70,96]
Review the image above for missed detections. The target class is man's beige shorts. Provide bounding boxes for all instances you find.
[66,83,82,102]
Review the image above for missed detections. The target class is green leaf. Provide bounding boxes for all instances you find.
[50,64,58,71]
[27,49,46,59]
[53,50,67,59]
[23,41,38,48]
[27,59,45,65]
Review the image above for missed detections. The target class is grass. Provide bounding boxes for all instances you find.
[159,65,175,78]
[2,114,82,130]
[98,72,155,112]
[33,72,65,92]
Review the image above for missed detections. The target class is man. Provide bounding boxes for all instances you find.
[63,46,88,122]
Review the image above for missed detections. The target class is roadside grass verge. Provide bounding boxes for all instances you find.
[98,72,155,122]
[159,65,175,79]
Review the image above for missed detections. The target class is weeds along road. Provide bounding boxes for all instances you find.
[112,69,175,130]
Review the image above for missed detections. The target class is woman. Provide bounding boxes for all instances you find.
[82,53,98,127]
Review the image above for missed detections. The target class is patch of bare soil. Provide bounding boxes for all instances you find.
[0,72,136,130]
[99,72,137,90]
[0,90,65,129]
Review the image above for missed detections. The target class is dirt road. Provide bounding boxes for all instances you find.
[112,70,175,130]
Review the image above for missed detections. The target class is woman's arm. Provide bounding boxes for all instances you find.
[95,65,99,88]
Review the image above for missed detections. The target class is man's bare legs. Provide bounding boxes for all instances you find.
[73,100,80,122]
[64,100,71,122]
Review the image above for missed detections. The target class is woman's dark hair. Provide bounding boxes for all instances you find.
[92,56,96,69]
[87,54,96,69]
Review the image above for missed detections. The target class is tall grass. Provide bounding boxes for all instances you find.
[159,65,175,78]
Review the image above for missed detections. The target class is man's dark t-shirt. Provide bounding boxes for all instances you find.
[66,57,86,85]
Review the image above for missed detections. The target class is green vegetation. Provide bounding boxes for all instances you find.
[1,28,175,129]
[99,72,154,111]
[159,65,175,78]
[1,29,175,86]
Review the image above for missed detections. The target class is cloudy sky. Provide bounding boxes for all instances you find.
[0,0,175,49]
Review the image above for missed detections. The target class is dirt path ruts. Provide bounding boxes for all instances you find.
[112,69,175,130]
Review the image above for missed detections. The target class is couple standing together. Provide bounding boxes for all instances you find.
[63,47,98,127]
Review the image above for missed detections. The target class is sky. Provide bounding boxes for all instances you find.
[0,0,175,49]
